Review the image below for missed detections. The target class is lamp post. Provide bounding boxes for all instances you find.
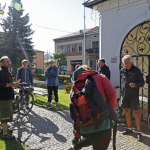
[84,0,86,65]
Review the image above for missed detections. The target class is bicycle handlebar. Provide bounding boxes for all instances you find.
[114,86,120,89]
[19,82,29,87]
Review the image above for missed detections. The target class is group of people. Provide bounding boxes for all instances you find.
[0,56,34,140]
[0,56,59,140]
[0,54,144,150]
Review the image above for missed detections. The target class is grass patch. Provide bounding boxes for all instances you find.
[0,134,30,150]
[33,89,70,111]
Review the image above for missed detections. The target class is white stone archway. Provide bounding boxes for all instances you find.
[114,9,150,57]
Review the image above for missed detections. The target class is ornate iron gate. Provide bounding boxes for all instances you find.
[120,21,150,122]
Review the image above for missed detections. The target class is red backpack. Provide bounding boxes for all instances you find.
[70,76,110,129]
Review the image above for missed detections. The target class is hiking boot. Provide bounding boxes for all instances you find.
[1,129,13,135]
[137,133,143,142]
[122,128,133,135]
[67,147,74,150]
[56,105,59,110]
[3,133,15,140]
[46,104,52,109]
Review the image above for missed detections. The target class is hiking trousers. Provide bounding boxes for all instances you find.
[74,129,111,150]
[47,86,58,103]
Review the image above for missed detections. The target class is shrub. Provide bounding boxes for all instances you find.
[59,75,70,84]
[32,74,71,83]
[64,83,72,93]
[32,74,46,81]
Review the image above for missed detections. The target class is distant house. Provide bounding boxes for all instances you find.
[32,50,44,73]
[44,53,52,60]
[85,27,99,70]
[53,27,99,75]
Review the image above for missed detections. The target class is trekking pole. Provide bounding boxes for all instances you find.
[148,114,150,129]
[113,121,117,150]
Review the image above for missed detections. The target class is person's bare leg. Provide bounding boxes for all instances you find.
[1,123,7,131]
[133,110,141,132]
[124,108,132,127]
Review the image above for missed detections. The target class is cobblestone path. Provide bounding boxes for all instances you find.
[8,105,150,150]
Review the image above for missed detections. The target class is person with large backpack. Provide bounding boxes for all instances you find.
[69,65,117,150]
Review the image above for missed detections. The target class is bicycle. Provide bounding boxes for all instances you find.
[13,82,34,116]
[114,86,123,117]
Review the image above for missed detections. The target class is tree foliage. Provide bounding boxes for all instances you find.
[0,0,35,75]
[53,49,66,74]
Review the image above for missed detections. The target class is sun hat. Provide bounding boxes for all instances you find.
[49,59,56,63]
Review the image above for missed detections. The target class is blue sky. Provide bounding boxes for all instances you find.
[0,0,99,54]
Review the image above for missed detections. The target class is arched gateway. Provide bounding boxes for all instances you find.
[120,21,150,122]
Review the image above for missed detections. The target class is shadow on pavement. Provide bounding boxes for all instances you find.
[10,110,67,146]
[55,110,72,124]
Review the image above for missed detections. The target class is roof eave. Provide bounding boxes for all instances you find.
[83,0,107,8]
[53,34,84,41]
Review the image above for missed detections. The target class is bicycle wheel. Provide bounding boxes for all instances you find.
[18,93,34,116]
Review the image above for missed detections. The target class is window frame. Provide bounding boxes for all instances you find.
[71,44,75,53]
[78,43,82,52]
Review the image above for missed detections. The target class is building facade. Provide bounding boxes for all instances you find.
[84,0,150,122]
[33,50,44,73]
[85,27,99,70]
[53,27,99,74]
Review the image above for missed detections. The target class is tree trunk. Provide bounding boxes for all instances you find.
[12,67,17,78]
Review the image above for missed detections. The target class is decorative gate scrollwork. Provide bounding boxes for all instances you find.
[120,21,150,122]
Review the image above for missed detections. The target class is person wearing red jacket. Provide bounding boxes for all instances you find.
[68,65,117,150]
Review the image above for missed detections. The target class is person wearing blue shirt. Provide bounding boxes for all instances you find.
[16,59,33,87]
[45,59,59,109]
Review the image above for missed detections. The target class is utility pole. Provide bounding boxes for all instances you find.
[84,0,86,65]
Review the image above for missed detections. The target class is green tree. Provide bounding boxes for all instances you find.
[44,60,49,71]
[0,0,35,75]
[53,49,66,74]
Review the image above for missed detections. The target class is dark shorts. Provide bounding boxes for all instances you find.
[120,96,140,110]
[81,129,111,150]
[0,100,13,124]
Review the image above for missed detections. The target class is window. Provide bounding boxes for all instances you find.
[64,45,67,53]
[57,46,61,51]
[78,44,82,52]
[92,41,99,48]
[71,45,75,52]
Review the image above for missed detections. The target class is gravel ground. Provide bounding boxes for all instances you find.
[6,105,150,150]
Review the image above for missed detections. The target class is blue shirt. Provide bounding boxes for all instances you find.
[17,67,33,86]
[45,66,59,86]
